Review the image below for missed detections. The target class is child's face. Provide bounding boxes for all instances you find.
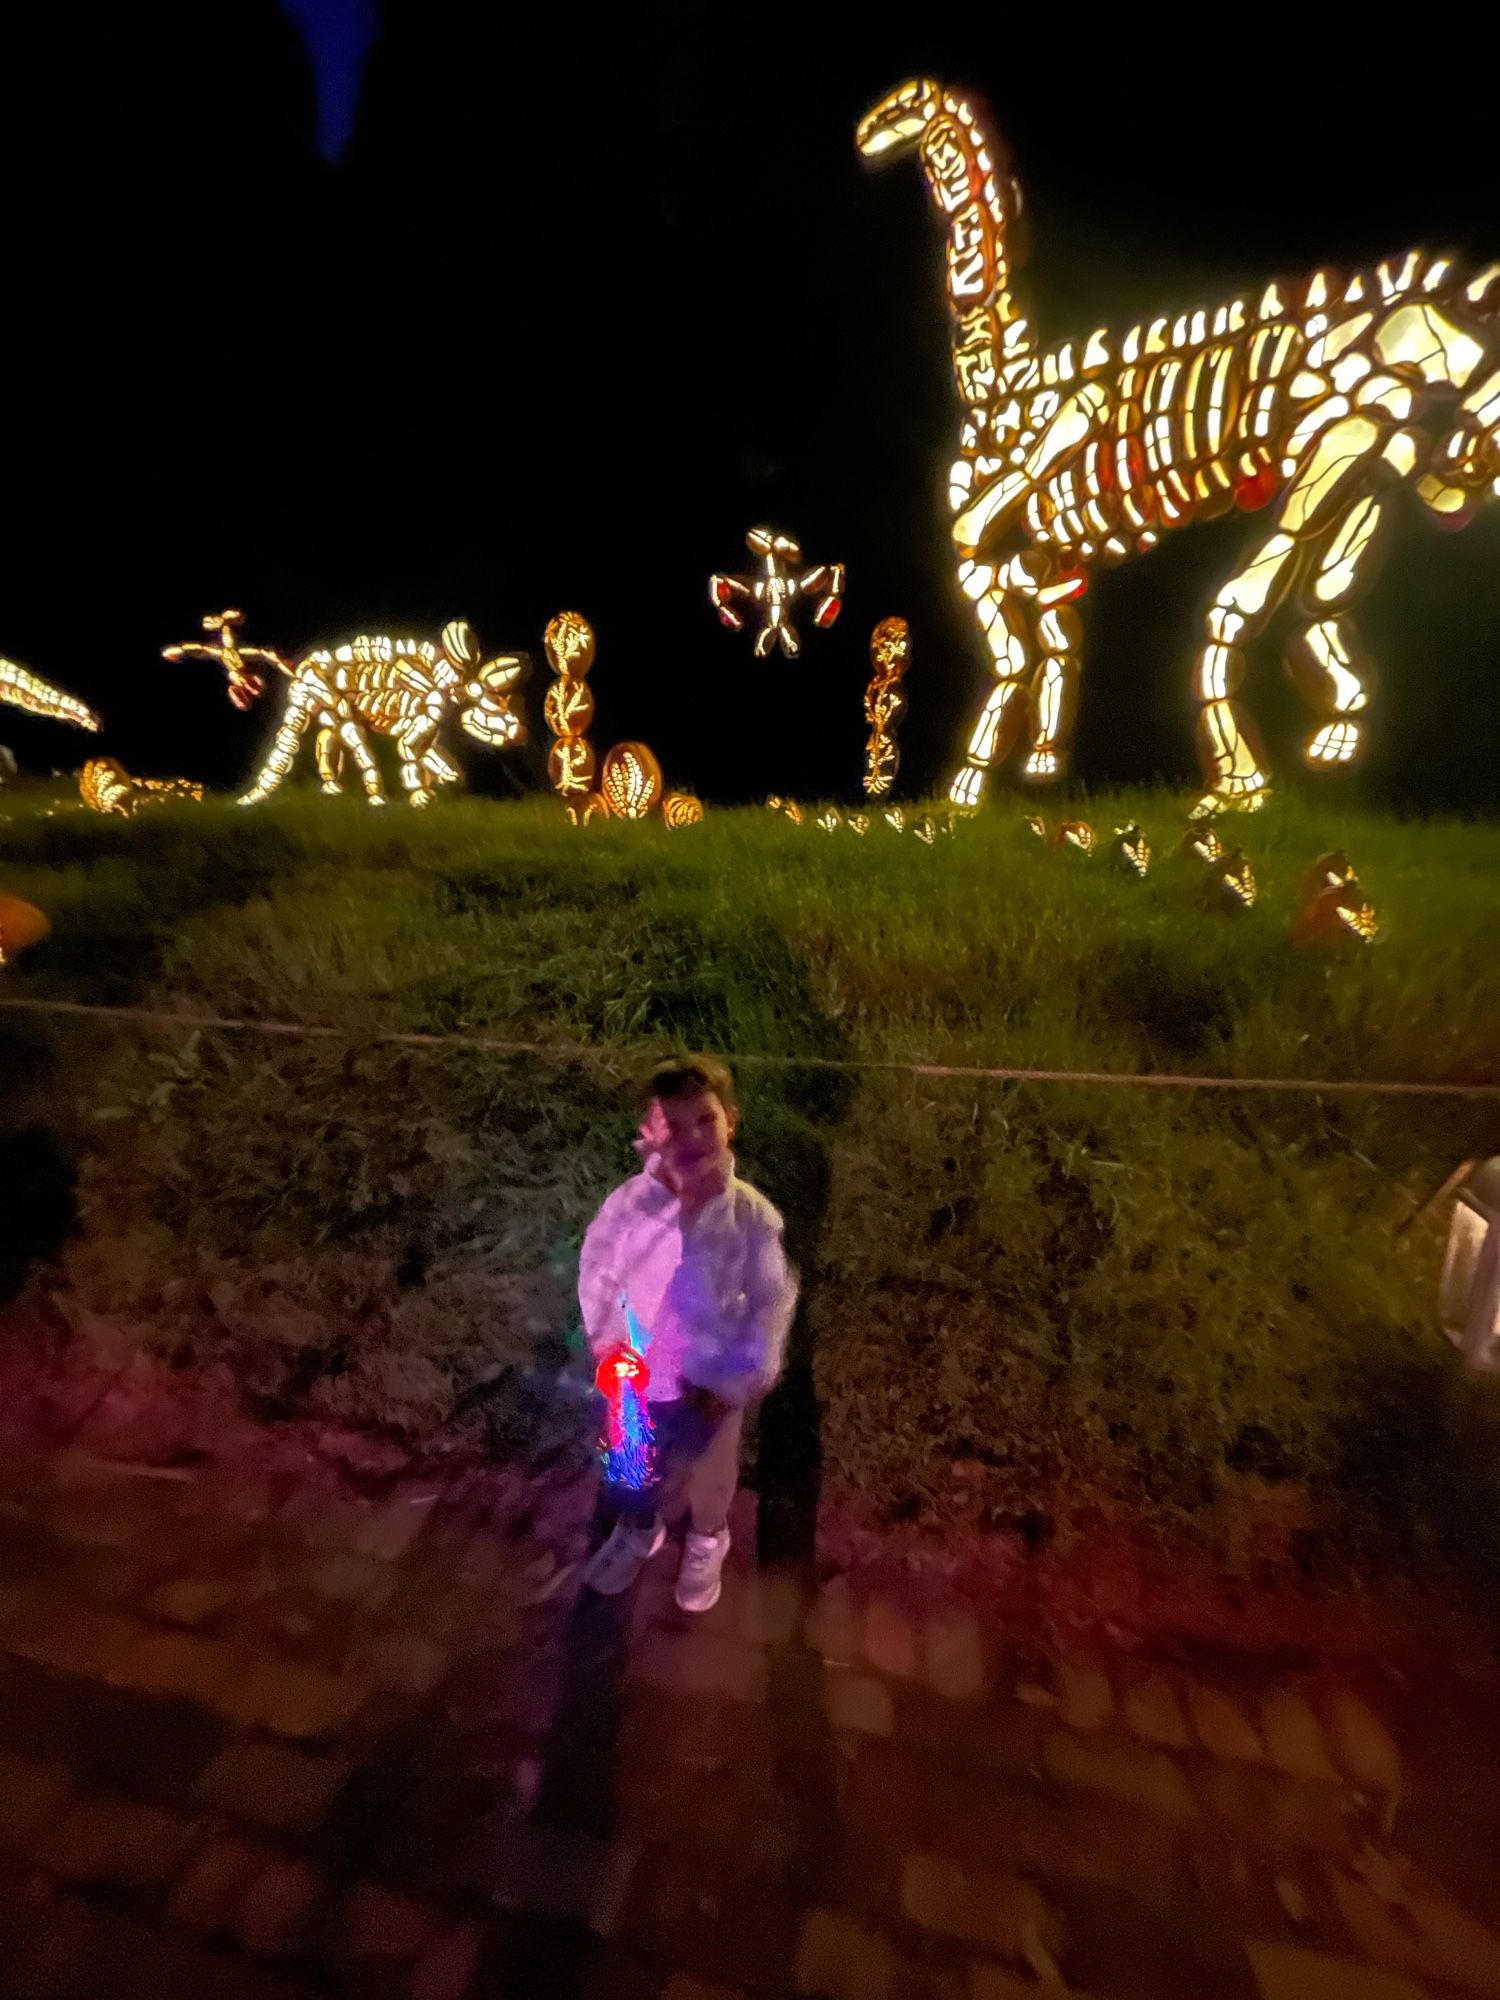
[642,1086,736,1192]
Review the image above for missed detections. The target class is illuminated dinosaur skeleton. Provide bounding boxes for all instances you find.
[165,609,528,806]
[0,659,100,739]
[710,527,846,658]
[857,79,1500,811]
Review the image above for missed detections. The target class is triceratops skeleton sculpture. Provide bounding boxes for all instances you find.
[857,79,1500,811]
[165,609,529,806]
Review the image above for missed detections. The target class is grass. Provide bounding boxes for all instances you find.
[2,779,1499,1599]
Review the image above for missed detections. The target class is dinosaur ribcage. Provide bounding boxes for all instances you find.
[350,675,435,733]
[1026,320,1307,555]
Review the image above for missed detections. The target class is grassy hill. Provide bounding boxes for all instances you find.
[2,781,1498,1604]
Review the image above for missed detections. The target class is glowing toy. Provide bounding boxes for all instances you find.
[1291,850,1378,945]
[863,617,912,798]
[80,758,202,816]
[858,79,1500,812]
[0,893,49,967]
[710,527,846,659]
[595,1295,656,1491]
[0,659,100,737]
[599,742,664,820]
[662,792,704,828]
[766,796,804,825]
[165,608,529,806]
[542,611,599,802]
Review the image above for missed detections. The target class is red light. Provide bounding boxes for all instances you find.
[595,1346,650,1396]
[1234,465,1280,512]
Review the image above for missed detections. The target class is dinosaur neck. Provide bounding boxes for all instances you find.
[918,93,1034,409]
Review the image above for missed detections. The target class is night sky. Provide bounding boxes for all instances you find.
[0,2,1496,809]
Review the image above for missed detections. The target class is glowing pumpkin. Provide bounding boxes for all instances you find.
[0,893,50,965]
[662,792,704,829]
[599,742,663,820]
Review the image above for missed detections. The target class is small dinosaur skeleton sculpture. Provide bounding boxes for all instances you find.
[165,609,528,806]
[857,79,1500,811]
[710,527,846,658]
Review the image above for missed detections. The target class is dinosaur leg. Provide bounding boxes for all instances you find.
[315,717,343,793]
[239,678,318,805]
[1022,604,1082,783]
[948,565,1035,809]
[337,719,386,805]
[1191,410,1387,811]
[1284,486,1390,772]
[421,740,461,788]
[709,575,751,634]
[394,716,440,807]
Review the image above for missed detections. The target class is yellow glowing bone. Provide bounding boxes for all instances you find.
[165,610,529,807]
[0,658,101,736]
[710,526,846,659]
[857,80,1500,811]
[863,617,912,798]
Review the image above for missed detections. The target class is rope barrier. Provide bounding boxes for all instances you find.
[2,993,1498,1100]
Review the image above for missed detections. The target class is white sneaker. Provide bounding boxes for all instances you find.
[675,1528,730,1614]
[582,1518,666,1596]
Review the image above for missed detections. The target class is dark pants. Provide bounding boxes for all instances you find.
[605,1397,745,1537]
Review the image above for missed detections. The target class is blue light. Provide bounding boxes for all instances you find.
[277,0,378,163]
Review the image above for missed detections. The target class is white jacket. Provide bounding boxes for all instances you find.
[578,1159,797,1406]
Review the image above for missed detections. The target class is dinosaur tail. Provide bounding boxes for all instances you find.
[0,658,101,732]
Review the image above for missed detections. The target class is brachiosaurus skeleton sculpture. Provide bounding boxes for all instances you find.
[857,79,1500,811]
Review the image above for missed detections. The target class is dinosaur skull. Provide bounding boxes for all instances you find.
[461,654,530,745]
[438,620,530,746]
[856,78,943,160]
[748,525,802,563]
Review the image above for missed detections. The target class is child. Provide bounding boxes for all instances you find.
[578,1055,797,1612]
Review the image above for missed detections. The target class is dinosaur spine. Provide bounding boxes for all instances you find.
[917,91,1033,505]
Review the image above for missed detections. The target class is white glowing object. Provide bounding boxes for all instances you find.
[1439,1159,1500,1371]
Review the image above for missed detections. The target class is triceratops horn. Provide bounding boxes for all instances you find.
[441,619,481,667]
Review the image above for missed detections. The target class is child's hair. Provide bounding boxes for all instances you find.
[646,1053,737,1116]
